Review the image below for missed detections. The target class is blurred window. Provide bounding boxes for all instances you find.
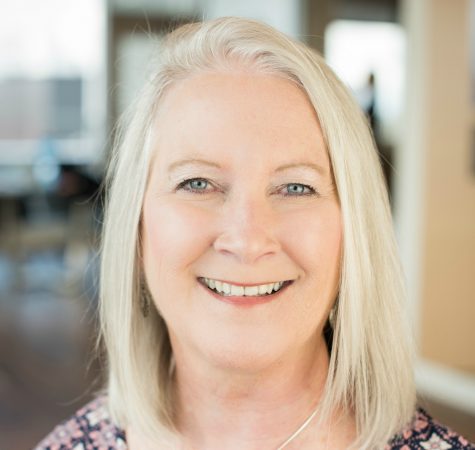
[116,34,162,117]
[324,20,405,146]
[0,0,107,165]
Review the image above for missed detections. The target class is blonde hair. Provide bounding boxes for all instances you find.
[99,16,415,449]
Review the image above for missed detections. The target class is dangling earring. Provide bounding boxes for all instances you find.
[140,277,152,318]
[329,306,336,327]
[329,297,338,328]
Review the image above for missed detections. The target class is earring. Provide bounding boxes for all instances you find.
[140,278,152,318]
[329,305,337,328]
[329,308,335,327]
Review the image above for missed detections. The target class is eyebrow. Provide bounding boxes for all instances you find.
[274,162,328,177]
[167,158,221,173]
[167,158,328,176]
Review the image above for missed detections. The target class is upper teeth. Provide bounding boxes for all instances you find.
[201,278,285,296]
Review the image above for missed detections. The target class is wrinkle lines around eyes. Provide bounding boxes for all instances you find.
[319,181,339,200]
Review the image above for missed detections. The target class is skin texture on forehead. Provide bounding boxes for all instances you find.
[152,71,331,179]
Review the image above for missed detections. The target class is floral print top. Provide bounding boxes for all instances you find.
[35,396,474,449]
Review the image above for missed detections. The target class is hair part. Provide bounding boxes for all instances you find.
[99,16,415,449]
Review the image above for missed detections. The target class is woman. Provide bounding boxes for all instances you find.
[36,17,474,450]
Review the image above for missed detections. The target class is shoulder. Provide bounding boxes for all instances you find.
[34,395,127,450]
[387,407,475,449]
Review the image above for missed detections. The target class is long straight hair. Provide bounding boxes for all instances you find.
[99,17,415,449]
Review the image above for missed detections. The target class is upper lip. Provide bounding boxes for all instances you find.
[198,277,294,287]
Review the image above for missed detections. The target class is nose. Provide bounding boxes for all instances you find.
[213,195,281,265]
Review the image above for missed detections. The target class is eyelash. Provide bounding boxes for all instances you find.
[175,178,318,197]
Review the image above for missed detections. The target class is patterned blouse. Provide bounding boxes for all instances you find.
[34,396,474,450]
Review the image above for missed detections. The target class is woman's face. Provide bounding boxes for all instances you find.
[142,72,342,371]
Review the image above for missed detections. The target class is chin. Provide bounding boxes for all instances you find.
[210,350,283,374]
[195,332,293,374]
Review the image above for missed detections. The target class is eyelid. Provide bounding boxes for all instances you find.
[175,177,223,195]
[275,182,318,197]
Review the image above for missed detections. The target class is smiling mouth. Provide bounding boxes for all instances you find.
[197,277,294,297]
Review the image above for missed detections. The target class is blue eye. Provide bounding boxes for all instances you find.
[284,183,316,196]
[177,178,210,193]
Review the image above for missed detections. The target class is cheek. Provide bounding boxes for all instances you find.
[142,199,213,275]
[282,202,342,289]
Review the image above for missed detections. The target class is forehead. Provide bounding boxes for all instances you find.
[151,71,329,171]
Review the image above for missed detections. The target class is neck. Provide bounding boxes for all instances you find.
[172,333,331,450]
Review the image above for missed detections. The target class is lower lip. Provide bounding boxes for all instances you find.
[198,280,293,307]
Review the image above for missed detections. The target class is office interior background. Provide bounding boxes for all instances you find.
[0,0,474,448]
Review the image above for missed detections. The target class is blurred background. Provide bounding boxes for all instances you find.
[0,0,474,448]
